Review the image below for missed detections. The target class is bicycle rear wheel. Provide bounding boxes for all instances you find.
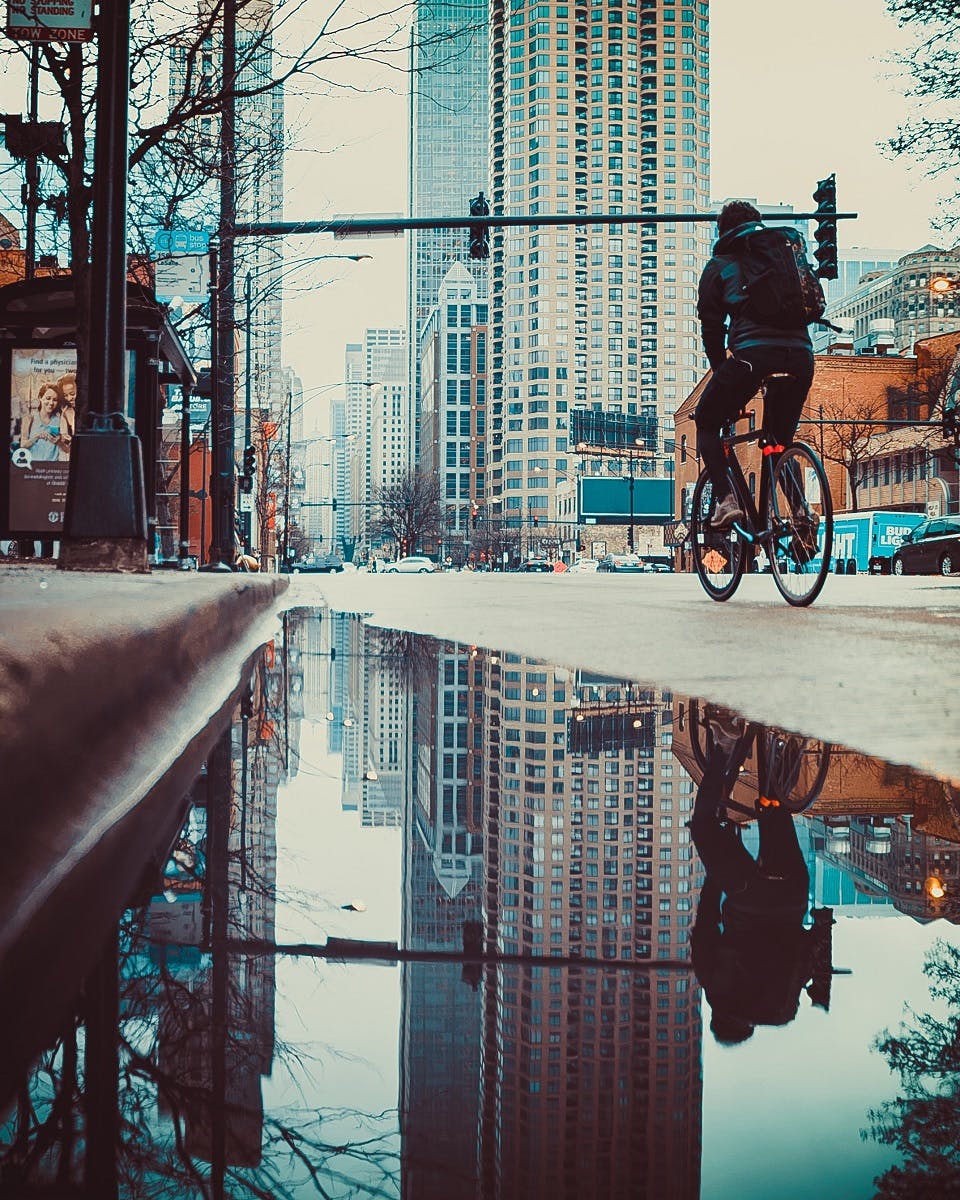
[690,469,747,601]
[764,442,833,607]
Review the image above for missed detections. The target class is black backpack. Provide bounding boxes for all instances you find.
[734,227,826,329]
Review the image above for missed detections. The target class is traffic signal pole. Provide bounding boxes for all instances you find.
[234,209,857,239]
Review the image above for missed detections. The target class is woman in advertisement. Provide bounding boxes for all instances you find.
[20,383,65,462]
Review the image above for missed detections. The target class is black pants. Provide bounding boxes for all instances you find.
[689,751,809,905]
[694,345,815,498]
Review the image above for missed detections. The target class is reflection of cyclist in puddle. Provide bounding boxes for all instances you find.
[688,712,833,1045]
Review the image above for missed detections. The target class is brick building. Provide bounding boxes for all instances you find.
[671,332,960,567]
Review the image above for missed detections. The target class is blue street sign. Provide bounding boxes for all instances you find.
[153,229,211,255]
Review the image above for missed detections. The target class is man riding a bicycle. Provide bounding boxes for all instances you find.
[695,201,815,530]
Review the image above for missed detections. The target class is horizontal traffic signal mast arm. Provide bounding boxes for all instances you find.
[233,211,858,237]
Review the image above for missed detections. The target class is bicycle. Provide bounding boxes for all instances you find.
[689,373,834,607]
[685,697,832,818]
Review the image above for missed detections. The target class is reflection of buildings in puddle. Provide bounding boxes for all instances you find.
[673,693,960,926]
[402,640,703,1198]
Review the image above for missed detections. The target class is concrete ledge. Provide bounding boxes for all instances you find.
[0,566,287,965]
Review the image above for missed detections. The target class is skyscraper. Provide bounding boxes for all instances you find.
[488,0,711,530]
[408,0,490,457]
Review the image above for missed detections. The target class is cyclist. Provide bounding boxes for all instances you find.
[688,717,834,1044]
[695,200,816,529]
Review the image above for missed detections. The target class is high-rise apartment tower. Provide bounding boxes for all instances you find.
[488,0,711,530]
[408,0,490,458]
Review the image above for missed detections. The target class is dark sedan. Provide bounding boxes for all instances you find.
[518,559,553,572]
[891,516,960,576]
[286,554,344,574]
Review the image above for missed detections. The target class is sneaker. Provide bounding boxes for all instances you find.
[710,492,746,530]
[792,510,820,563]
[703,704,745,755]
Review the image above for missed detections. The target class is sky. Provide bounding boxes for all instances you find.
[283,0,952,426]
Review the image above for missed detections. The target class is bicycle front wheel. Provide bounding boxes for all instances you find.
[764,442,833,607]
[690,469,747,602]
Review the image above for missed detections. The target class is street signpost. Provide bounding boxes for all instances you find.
[153,254,210,303]
[5,0,93,41]
[153,229,211,255]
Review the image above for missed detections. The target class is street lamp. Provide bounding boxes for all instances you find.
[531,467,580,560]
[303,431,359,555]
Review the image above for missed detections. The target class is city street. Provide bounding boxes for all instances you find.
[308,570,960,782]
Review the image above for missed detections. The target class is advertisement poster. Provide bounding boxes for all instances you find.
[8,347,77,534]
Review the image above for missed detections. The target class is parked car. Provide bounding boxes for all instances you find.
[287,553,344,574]
[597,553,646,573]
[518,559,553,572]
[568,558,600,574]
[890,516,960,576]
[382,556,437,573]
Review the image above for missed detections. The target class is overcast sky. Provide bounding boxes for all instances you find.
[284,0,951,426]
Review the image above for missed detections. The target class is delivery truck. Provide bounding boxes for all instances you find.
[829,510,925,574]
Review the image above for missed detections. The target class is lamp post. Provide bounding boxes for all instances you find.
[531,466,579,561]
[622,438,648,553]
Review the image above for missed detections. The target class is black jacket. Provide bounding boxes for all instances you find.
[697,221,813,372]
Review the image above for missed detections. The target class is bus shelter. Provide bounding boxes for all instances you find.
[0,275,197,558]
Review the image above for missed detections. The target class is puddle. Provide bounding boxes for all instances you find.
[1,608,959,1198]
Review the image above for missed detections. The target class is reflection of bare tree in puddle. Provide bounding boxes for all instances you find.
[364,626,439,692]
[865,939,960,1197]
[0,913,401,1199]
[0,702,401,1200]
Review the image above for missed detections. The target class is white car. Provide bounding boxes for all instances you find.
[382,556,437,574]
[568,558,599,574]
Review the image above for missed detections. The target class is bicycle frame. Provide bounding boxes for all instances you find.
[719,423,786,554]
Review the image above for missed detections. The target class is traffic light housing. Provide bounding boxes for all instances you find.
[332,498,338,511]
[471,503,480,528]
[469,192,490,261]
[812,174,838,281]
[239,445,256,493]
[944,389,960,441]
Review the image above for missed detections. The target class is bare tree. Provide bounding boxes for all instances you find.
[818,394,905,512]
[885,0,960,228]
[370,468,444,555]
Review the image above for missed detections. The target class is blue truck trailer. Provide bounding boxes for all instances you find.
[829,510,926,573]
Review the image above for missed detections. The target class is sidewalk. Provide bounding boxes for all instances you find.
[0,563,287,1078]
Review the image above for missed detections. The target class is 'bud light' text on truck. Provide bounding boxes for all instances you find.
[828,510,926,575]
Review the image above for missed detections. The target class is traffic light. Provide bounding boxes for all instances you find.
[469,192,490,261]
[533,515,539,527]
[332,498,338,511]
[944,389,960,441]
[471,503,480,528]
[812,173,838,280]
[239,445,256,493]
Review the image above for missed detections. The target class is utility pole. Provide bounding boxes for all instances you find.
[207,0,238,569]
[24,46,39,281]
[282,381,293,567]
[61,0,149,572]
